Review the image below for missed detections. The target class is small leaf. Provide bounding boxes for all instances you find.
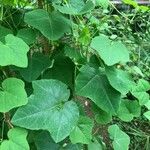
[92,104,112,124]
[75,65,121,114]
[88,137,104,150]
[144,111,150,120]
[90,35,129,66]
[131,79,150,105]
[53,0,95,15]
[0,78,28,112]
[117,99,141,122]
[0,128,29,150]
[96,0,109,9]
[108,124,130,150]
[105,66,135,94]
[145,100,150,110]
[70,116,94,144]
[24,9,71,40]
[0,34,29,67]
[12,79,79,143]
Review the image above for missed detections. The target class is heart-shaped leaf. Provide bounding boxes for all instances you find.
[75,65,121,114]
[131,79,150,105]
[24,9,71,40]
[12,79,79,143]
[53,0,95,15]
[0,78,28,112]
[108,124,130,150]
[117,99,141,122]
[0,34,29,67]
[0,128,29,150]
[90,35,129,66]
[105,66,135,94]
[70,116,94,144]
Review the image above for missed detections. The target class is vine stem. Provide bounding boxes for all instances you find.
[3,112,14,129]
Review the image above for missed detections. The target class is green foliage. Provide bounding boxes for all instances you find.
[108,124,130,150]
[0,34,29,67]
[24,9,71,40]
[0,78,27,112]
[75,65,121,114]
[12,79,79,143]
[0,0,149,149]
[90,35,129,66]
[70,116,94,144]
[0,128,29,150]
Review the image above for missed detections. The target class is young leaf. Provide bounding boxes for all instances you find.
[92,104,112,124]
[105,66,135,95]
[88,137,104,150]
[70,116,94,144]
[53,0,95,15]
[0,78,28,112]
[75,65,121,114]
[117,99,141,122]
[108,125,130,150]
[0,128,29,150]
[12,79,79,143]
[24,9,71,40]
[96,0,109,9]
[0,34,29,67]
[145,100,150,110]
[144,111,150,120]
[90,35,129,66]
[131,79,150,105]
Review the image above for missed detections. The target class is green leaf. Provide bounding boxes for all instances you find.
[64,45,86,64]
[117,99,141,122]
[144,111,150,120]
[145,100,150,110]
[108,125,130,150]
[17,28,36,45]
[0,34,29,67]
[0,26,12,42]
[0,128,29,150]
[0,78,28,112]
[70,116,94,144]
[16,53,52,82]
[12,79,79,143]
[105,66,135,95]
[131,79,150,105]
[63,143,83,150]
[95,0,109,9]
[75,65,121,114]
[53,0,95,15]
[34,131,60,150]
[88,137,104,150]
[24,9,71,40]
[92,104,112,124]
[132,79,150,92]
[90,35,129,66]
